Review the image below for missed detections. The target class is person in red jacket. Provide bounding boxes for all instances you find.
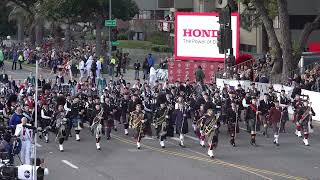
[268,100,282,146]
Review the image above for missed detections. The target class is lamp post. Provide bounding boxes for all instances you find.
[33,59,39,180]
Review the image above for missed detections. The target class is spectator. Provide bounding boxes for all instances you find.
[18,51,24,69]
[109,55,116,77]
[12,49,18,70]
[147,53,154,68]
[27,72,36,86]
[9,107,23,129]
[0,48,4,68]
[143,58,149,80]
[134,60,141,80]
[195,66,205,84]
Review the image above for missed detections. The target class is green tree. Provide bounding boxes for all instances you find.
[241,0,320,79]
[0,1,16,37]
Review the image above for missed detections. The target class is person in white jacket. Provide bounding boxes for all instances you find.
[96,59,102,78]
[14,117,33,165]
[149,67,157,87]
[79,59,85,79]
[86,56,93,77]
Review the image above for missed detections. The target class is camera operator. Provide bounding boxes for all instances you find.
[14,117,33,165]
[0,130,13,164]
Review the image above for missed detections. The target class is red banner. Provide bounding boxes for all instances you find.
[168,60,224,83]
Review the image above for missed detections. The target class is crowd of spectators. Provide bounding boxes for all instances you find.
[217,53,320,93]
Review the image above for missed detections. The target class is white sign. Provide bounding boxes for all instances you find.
[174,12,239,61]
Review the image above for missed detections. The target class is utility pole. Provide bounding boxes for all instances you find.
[108,0,113,81]
[33,59,39,180]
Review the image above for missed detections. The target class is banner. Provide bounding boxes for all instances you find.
[168,60,223,83]
[174,12,240,61]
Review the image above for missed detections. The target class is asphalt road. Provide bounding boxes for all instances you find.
[35,122,320,180]
[4,61,320,180]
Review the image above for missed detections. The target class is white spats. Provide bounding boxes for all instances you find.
[200,140,205,147]
[76,134,80,141]
[160,141,165,148]
[295,130,302,137]
[303,138,309,146]
[96,143,101,150]
[124,129,129,135]
[59,144,64,152]
[207,150,214,158]
[137,142,141,149]
[45,134,49,143]
[179,134,185,146]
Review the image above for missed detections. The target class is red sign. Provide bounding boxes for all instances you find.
[168,60,224,83]
[309,42,320,52]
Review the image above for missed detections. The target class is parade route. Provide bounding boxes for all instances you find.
[35,123,320,180]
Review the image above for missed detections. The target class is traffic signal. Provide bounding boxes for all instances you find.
[219,8,231,26]
[111,28,118,42]
[217,27,225,54]
[224,27,232,49]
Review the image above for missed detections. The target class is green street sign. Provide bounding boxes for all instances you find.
[105,20,117,27]
[111,41,120,46]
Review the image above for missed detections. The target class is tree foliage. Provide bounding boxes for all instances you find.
[240,0,320,78]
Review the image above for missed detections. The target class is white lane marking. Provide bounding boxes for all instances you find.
[36,143,42,147]
[62,160,79,169]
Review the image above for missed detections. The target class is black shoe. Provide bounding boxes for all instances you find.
[114,128,118,132]
[39,135,42,139]
[161,146,165,149]
[137,147,141,150]
[97,148,101,150]
[179,143,185,148]
[107,137,111,140]
[46,140,49,143]
[251,139,256,146]
[273,140,276,144]
[76,139,80,142]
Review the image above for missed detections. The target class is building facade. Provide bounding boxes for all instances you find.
[132,0,320,54]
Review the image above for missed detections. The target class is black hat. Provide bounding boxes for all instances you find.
[251,83,255,85]
[281,90,285,92]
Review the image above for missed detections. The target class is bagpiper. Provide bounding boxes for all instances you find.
[225,102,238,147]
[268,100,282,146]
[91,104,103,150]
[247,97,259,146]
[174,96,189,147]
[193,104,206,147]
[130,104,146,149]
[53,105,68,152]
[296,100,315,146]
[154,102,169,148]
[279,90,290,133]
[202,109,219,158]
[40,103,53,143]
[259,93,273,138]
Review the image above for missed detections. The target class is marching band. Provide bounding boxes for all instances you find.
[1,78,317,159]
